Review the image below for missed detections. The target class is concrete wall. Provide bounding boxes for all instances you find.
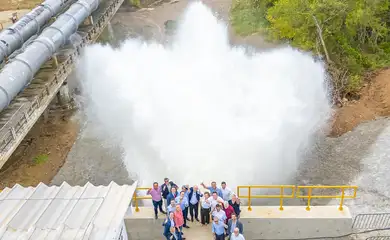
[240,206,353,239]
[124,207,165,240]
[124,206,353,240]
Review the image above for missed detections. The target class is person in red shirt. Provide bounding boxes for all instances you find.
[222,201,235,223]
[173,205,186,239]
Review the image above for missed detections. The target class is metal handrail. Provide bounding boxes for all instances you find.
[237,185,295,211]
[132,185,358,212]
[296,185,358,211]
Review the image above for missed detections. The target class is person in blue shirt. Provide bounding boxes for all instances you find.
[201,181,223,198]
[176,190,190,228]
[212,216,226,240]
[188,185,203,222]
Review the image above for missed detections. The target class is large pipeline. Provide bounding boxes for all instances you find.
[0,0,100,111]
[0,0,74,64]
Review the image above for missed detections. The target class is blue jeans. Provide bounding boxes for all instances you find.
[152,200,163,215]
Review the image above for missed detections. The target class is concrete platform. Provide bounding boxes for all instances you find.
[124,207,212,240]
[124,206,353,240]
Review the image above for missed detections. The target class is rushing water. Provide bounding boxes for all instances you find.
[77,2,332,188]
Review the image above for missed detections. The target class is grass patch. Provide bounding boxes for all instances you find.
[230,6,266,36]
[33,154,49,165]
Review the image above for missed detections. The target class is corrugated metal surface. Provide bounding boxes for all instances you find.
[0,181,137,240]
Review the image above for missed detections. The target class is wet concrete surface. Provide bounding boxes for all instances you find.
[52,0,390,222]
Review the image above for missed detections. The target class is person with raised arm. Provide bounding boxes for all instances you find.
[188,185,203,222]
[201,181,223,198]
[200,192,211,225]
[147,182,166,219]
[208,191,225,213]
[163,212,177,240]
[228,194,241,217]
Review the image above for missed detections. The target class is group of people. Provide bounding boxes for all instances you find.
[146,178,246,240]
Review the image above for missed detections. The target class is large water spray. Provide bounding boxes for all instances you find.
[77,2,332,187]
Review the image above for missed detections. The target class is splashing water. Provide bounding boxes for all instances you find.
[77,2,332,187]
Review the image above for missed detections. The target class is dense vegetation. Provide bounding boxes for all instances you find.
[231,0,390,102]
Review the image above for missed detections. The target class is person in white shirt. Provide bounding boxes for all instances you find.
[221,181,233,201]
[208,192,224,212]
[230,227,245,240]
[212,204,227,222]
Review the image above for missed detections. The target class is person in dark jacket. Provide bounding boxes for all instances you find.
[227,213,244,238]
[161,178,178,212]
[188,185,203,222]
[163,212,175,239]
[228,194,241,217]
[167,187,179,208]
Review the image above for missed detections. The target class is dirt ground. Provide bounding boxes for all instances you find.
[0,109,79,189]
[0,0,41,11]
[0,0,389,189]
[331,68,390,137]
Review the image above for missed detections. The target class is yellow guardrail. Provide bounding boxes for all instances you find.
[132,185,358,213]
[133,187,152,212]
[237,185,295,211]
[296,185,358,211]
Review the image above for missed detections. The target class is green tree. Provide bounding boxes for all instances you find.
[231,0,390,99]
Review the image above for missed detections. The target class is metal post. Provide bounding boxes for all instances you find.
[339,188,345,211]
[279,187,284,211]
[133,192,140,212]
[306,188,312,211]
[248,187,252,211]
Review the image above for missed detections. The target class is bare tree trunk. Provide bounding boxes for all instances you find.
[312,15,332,63]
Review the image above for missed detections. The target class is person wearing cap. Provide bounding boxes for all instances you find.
[221,181,233,201]
[201,181,223,198]
[212,216,226,240]
[162,178,178,212]
[147,182,166,219]
[230,227,245,240]
[227,213,243,238]
[176,191,190,228]
[212,204,227,222]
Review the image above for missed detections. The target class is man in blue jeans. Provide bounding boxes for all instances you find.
[147,182,167,219]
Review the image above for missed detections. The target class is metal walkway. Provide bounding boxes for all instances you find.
[0,0,124,169]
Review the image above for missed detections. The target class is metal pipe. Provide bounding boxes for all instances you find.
[0,0,74,64]
[0,0,100,111]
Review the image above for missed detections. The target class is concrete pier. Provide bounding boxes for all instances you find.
[124,206,353,240]
[57,82,72,106]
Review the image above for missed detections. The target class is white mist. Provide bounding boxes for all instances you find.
[77,2,332,188]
